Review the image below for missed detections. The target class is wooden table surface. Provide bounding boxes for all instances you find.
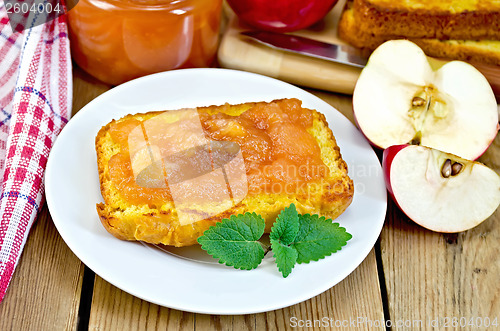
[0,64,499,330]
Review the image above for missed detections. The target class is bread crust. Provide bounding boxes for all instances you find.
[354,0,500,40]
[96,99,354,247]
[338,0,500,66]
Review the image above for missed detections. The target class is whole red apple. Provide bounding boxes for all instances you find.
[227,0,338,32]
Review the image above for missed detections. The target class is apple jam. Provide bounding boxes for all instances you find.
[107,99,329,205]
[68,0,222,85]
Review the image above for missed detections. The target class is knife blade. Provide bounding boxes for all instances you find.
[241,30,367,68]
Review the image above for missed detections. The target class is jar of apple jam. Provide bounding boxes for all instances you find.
[68,0,222,85]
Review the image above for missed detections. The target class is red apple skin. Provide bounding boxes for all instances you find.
[227,0,339,33]
[382,144,440,231]
[382,144,410,204]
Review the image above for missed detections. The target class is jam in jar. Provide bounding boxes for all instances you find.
[68,0,222,85]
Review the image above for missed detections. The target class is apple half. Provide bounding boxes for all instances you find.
[383,144,500,232]
[353,40,498,160]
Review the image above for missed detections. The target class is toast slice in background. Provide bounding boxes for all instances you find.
[96,99,354,247]
[338,0,500,66]
[353,0,500,40]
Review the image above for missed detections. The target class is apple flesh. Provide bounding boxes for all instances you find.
[383,144,500,232]
[226,0,338,33]
[353,40,499,160]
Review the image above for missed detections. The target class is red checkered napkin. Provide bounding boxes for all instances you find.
[0,8,72,302]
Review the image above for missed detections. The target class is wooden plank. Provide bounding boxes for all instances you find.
[72,67,112,116]
[195,314,257,331]
[307,89,355,123]
[0,206,83,330]
[88,276,195,331]
[381,134,500,329]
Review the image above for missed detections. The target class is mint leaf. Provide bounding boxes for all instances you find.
[270,203,299,245]
[269,204,300,277]
[270,238,298,278]
[197,213,265,270]
[292,214,352,264]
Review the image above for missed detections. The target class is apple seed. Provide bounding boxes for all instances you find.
[451,162,463,176]
[410,131,422,145]
[412,97,425,107]
[441,159,452,178]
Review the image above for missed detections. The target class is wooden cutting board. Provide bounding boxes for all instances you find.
[218,0,500,98]
[218,0,361,95]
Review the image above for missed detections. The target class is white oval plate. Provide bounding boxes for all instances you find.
[46,68,387,315]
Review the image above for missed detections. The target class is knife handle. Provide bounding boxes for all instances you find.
[278,53,362,95]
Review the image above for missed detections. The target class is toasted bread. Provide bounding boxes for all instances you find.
[338,0,500,66]
[353,0,500,40]
[96,99,354,247]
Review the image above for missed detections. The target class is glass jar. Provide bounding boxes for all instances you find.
[68,0,222,85]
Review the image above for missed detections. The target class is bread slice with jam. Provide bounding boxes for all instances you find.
[96,98,353,247]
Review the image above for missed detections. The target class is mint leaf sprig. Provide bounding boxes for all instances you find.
[196,212,266,270]
[197,204,352,277]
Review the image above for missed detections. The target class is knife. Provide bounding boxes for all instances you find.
[241,30,367,68]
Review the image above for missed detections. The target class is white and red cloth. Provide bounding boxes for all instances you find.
[0,7,72,302]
